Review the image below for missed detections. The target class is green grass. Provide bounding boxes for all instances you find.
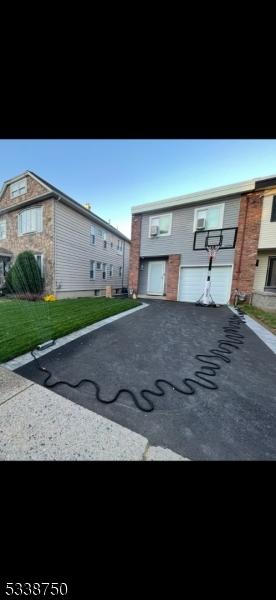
[241,303,276,334]
[0,297,140,363]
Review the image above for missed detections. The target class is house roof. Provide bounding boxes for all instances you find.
[0,171,130,243]
[131,174,276,214]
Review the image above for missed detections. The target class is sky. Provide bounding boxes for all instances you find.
[1,139,276,238]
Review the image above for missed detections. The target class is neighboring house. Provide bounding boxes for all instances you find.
[129,175,276,307]
[0,171,130,298]
[252,188,276,309]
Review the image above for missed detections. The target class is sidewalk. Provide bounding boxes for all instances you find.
[0,366,188,461]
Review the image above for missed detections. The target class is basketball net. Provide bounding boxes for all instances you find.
[196,243,221,306]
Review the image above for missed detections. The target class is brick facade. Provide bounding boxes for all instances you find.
[0,175,55,294]
[128,214,142,294]
[166,254,181,301]
[230,191,263,302]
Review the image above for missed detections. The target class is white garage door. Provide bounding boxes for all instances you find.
[179,266,232,304]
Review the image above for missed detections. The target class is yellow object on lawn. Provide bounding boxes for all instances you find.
[43,294,57,302]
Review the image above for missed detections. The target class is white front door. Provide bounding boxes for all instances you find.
[147,261,165,295]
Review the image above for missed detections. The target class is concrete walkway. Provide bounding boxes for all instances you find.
[0,366,188,461]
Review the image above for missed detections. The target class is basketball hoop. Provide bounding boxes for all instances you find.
[206,244,220,259]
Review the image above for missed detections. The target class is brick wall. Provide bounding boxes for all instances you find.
[166,254,180,301]
[1,175,47,210]
[231,191,263,302]
[128,214,142,294]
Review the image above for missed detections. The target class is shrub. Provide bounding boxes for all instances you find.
[10,251,44,295]
[3,267,14,293]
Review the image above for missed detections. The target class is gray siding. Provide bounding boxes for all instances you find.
[139,196,240,266]
[54,201,130,294]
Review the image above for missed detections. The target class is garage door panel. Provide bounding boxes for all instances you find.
[179,266,232,304]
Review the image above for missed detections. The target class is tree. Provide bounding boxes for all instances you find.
[9,251,43,295]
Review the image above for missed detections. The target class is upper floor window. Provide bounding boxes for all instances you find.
[109,264,113,277]
[91,225,96,245]
[119,266,122,277]
[117,239,123,253]
[97,227,104,238]
[0,220,6,240]
[271,196,276,222]
[103,232,107,248]
[96,261,102,270]
[194,204,224,231]
[18,207,43,235]
[10,178,27,199]
[102,263,107,279]
[149,213,172,237]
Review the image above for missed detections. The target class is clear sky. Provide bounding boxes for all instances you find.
[1,139,276,238]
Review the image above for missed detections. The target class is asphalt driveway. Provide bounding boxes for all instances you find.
[16,300,276,460]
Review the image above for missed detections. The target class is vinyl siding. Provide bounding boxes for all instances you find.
[54,201,129,294]
[139,195,240,266]
[253,252,270,292]
[258,194,276,249]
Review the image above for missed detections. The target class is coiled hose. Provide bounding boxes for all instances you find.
[31,307,247,413]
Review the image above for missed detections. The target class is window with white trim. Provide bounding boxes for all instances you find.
[103,232,107,248]
[90,260,95,279]
[194,204,224,231]
[18,207,43,235]
[10,178,27,199]
[34,254,43,276]
[119,266,122,277]
[109,264,113,277]
[97,227,104,238]
[149,213,172,237]
[102,263,107,279]
[117,239,123,253]
[90,225,96,245]
[96,262,102,270]
[0,220,6,240]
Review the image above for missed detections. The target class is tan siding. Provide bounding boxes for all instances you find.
[258,194,276,249]
[253,253,269,292]
[55,201,130,294]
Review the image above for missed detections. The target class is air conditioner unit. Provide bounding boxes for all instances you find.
[150,225,159,236]
[196,217,206,230]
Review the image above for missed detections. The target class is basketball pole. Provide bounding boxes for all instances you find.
[201,254,214,305]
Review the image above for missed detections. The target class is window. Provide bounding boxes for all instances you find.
[90,260,95,279]
[194,204,224,231]
[97,227,104,238]
[0,220,6,240]
[18,207,42,235]
[271,196,276,222]
[103,233,107,248]
[119,266,122,277]
[10,178,27,199]
[34,254,43,276]
[117,239,123,253]
[266,257,276,288]
[90,225,95,245]
[109,264,113,277]
[102,263,107,279]
[96,262,102,270]
[149,213,172,237]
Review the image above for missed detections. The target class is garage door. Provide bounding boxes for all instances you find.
[179,266,232,304]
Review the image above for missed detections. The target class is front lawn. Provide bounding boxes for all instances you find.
[241,303,276,335]
[0,297,140,363]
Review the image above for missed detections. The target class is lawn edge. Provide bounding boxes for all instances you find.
[4,302,149,371]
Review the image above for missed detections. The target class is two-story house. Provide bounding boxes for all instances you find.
[0,171,130,298]
[129,175,276,307]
